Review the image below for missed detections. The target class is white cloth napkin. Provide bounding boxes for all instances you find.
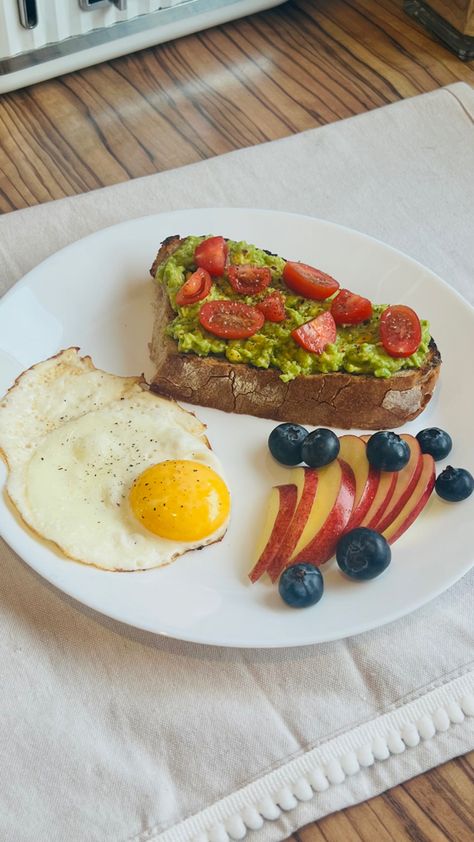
[0,82,473,842]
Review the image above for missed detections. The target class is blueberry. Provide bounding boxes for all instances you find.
[416,428,452,461]
[366,431,410,472]
[435,466,474,502]
[301,428,340,468]
[268,423,308,466]
[278,563,324,608]
[336,527,391,581]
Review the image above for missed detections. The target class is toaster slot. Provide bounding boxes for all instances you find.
[79,0,128,9]
[17,0,38,29]
[79,1,111,8]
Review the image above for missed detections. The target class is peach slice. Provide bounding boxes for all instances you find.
[248,484,298,583]
[273,458,355,575]
[382,454,435,544]
[373,434,423,533]
[266,468,319,582]
[338,434,380,531]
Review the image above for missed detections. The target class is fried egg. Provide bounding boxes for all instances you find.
[0,348,230,571]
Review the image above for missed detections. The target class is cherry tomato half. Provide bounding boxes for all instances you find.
[199,300,265,339]
[175,268,212,307]
[195,236,228,277]
[380,304,422,358]
[291,311,337,354]
[256,291,286,323]
[283,262,340,300]
[227,264,272,295]
[330,288,373,325]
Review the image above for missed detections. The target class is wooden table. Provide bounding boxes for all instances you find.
[1,1,472,838]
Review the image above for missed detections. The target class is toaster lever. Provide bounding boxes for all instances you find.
[17,0,38,29]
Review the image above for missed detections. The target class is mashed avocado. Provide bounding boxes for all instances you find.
[155,236,431,382]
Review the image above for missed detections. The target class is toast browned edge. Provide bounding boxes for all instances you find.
[148,237,441,430]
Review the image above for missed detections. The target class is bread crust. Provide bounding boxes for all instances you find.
[149,235,183,279]
[149,238,441,430]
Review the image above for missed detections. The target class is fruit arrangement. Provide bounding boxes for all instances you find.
[250,423,473,608]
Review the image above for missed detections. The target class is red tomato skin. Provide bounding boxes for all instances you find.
[195,237,228,276]
[199,300,265,340]
[291,311,337,354]
[282,262,340,300]
[227,264,272,295]
[331,288,373,325]
[175,268,212,306]
[256,291,286,322]
[380,305,422,358]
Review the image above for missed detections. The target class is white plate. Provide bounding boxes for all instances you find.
[1,208,473,648]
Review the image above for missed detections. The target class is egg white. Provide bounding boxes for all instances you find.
[0,349,229,571]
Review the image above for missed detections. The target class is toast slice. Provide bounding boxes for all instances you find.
[149,237,441,430]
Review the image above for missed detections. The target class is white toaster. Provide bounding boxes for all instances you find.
[0,0,286,94]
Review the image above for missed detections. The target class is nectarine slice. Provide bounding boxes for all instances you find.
[374,434,423,533]
[357,468,397,530]
[382,454,435,544]
[249,484,298,583]
[339,434,380,531]
[266,468,319,582]
[289,458,355,569]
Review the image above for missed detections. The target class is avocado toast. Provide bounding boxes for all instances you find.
[149,235,441,429]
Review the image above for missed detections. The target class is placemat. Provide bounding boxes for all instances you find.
[0,82,473,842]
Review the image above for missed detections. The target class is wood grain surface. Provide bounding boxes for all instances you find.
[1,0,474,213]
[0,0,473,839]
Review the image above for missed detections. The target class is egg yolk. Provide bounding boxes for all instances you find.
[129,460,230,542]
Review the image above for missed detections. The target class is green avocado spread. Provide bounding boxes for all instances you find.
[154,236,431,383]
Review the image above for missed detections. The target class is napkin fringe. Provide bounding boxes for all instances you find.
[144,672,474,842]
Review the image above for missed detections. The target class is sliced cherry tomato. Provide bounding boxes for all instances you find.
[194,236,228,277]
[227,264,272,295]
[331,288,373,325]
[256,291,286,323]
[283,262,340,300]
[291,311,337,354]
[380,304,422,358]
[175,268,212,307]
[199,300,265,339]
